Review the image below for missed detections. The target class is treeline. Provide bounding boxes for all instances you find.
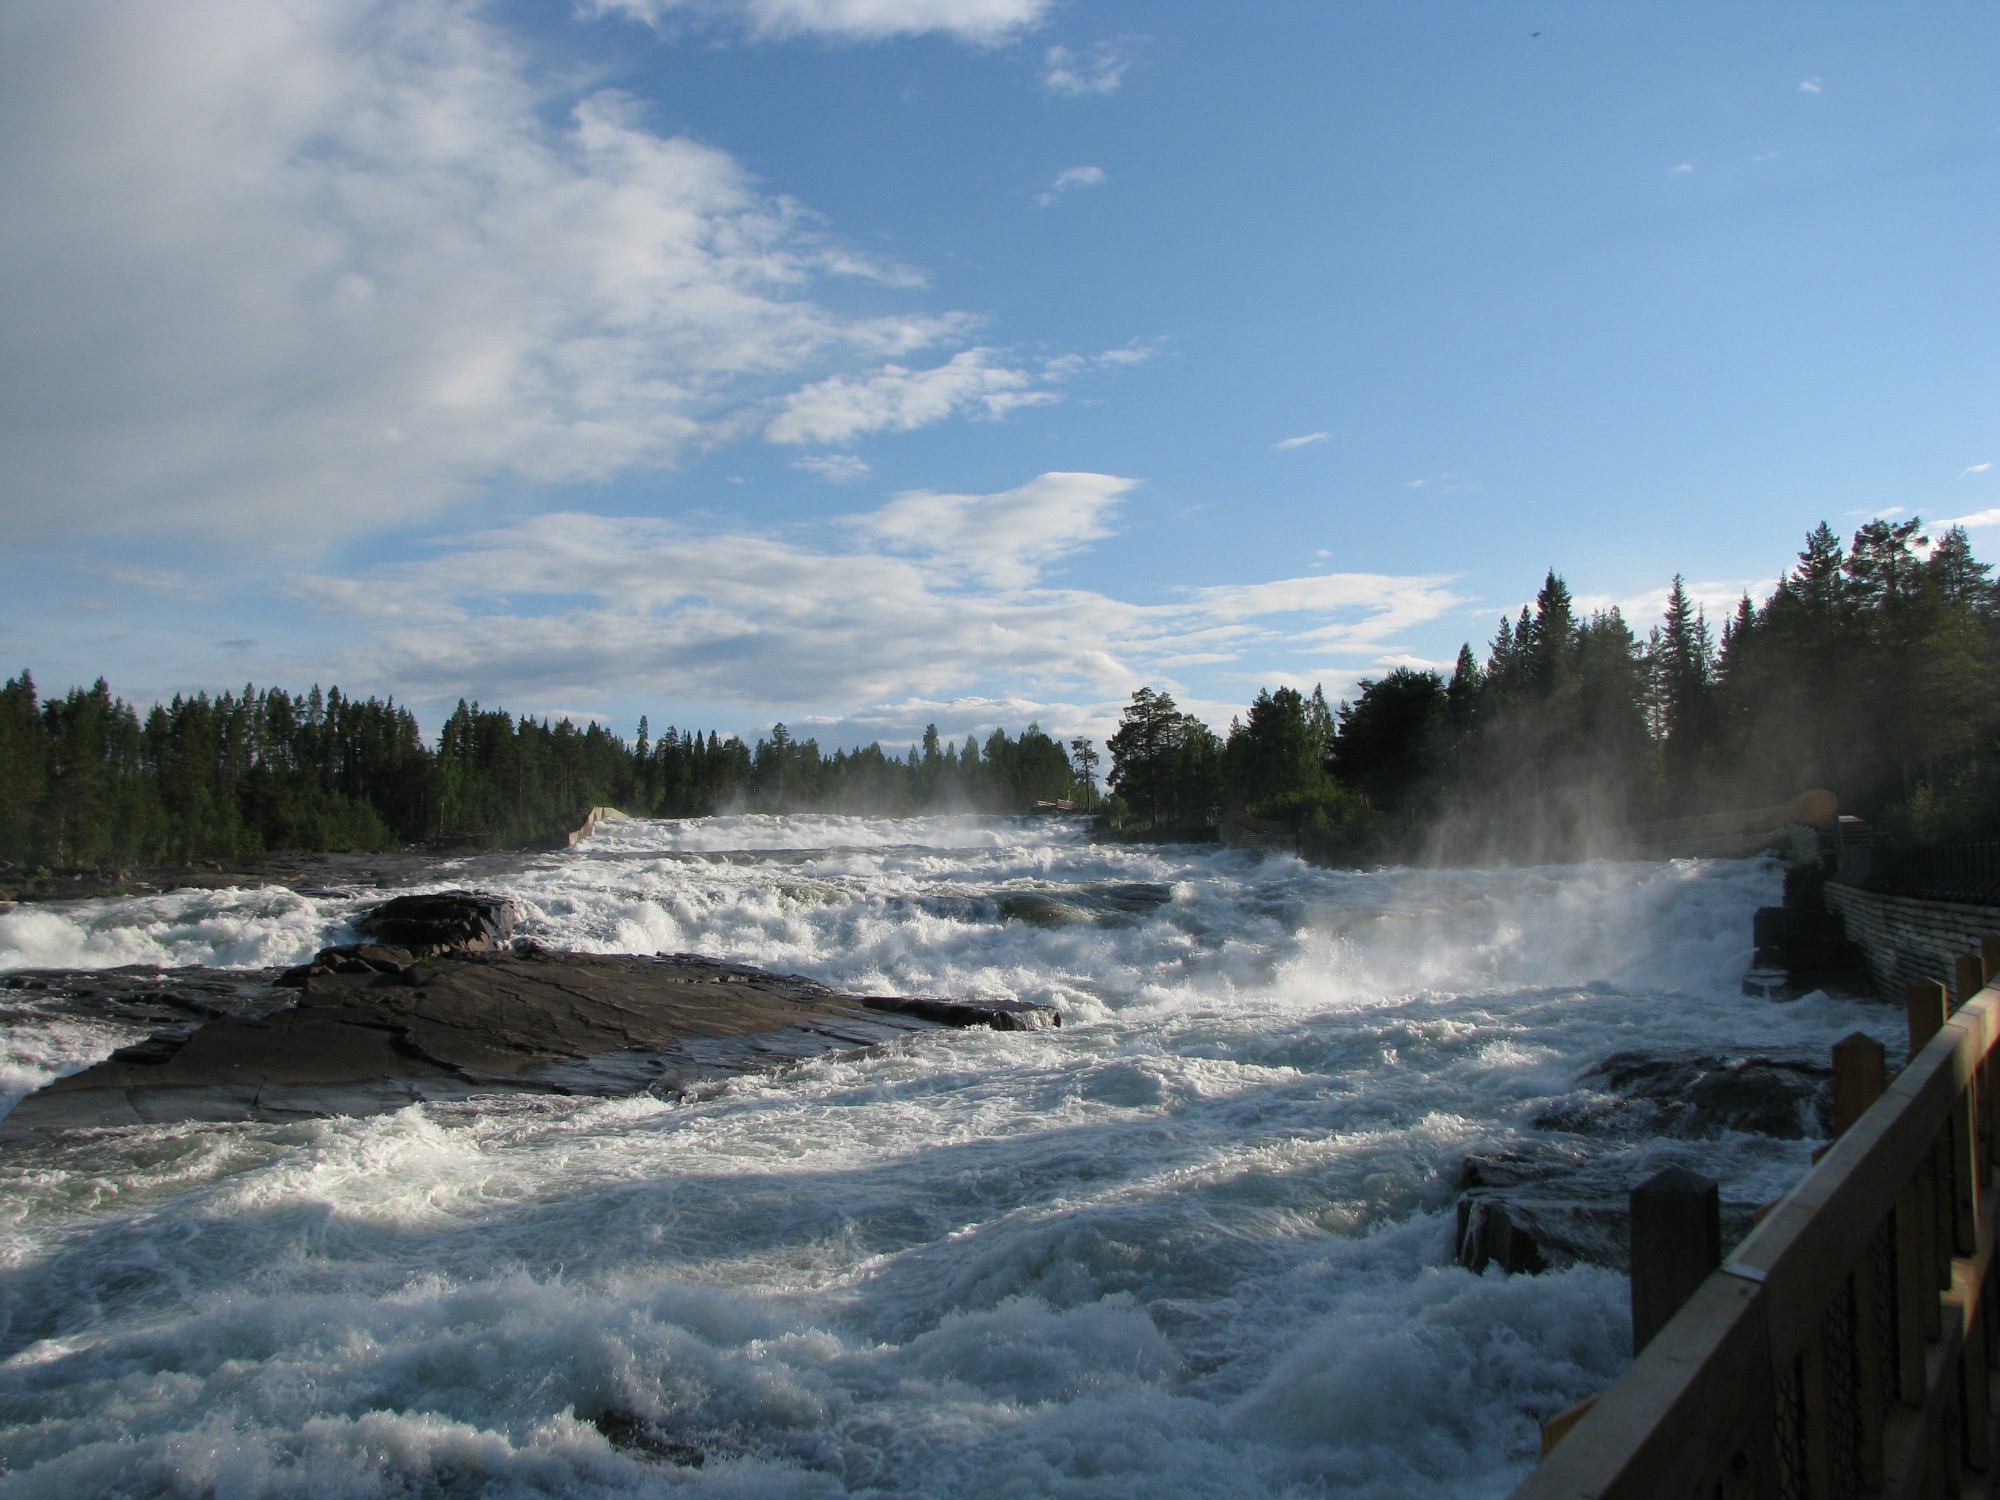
[1104,518,2000,859]
[0,678,1085,869]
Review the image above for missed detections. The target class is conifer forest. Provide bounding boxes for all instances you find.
[4,518,1996,870]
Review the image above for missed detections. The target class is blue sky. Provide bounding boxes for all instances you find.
[3,0,1995,750]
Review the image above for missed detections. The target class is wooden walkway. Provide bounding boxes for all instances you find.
[1515,939,2000,1499]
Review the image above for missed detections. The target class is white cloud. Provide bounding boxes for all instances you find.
[793,453,873,482]
[1942,509,2000,529]
[1671,161,1696,174]
[0,0,984,544]
[1964,461,1993,476]
[1035,164,1107,207]
[1574,578,1773,626]
[1272,432,1328,451]
[764,348,1055,444]
[1040,42,1130,97]
[1799,76,1823,94]
[852,471,1132,586]
[593,0,1047,42]
[290,473,1467,726]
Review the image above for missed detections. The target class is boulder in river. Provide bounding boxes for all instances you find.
[3,896,1059,1142]
[1448,1048,1833,1275]
[351,889,518,954]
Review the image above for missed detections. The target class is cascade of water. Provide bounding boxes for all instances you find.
[0,816,1897,1498]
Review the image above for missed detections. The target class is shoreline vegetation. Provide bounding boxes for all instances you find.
[4,518,1997,895]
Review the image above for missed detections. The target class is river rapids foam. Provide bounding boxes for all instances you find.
[0,815,1897,1497]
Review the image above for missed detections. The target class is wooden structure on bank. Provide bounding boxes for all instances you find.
[1517,937,2000,1499]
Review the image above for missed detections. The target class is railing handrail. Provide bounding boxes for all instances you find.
[1512,973,2000,1498]
[1728,986,1987,1353]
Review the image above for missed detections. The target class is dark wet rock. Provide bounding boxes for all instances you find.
[354,890,517,955]
[995,881,1172,927]
[856,993,1060,1032]
[1450,1144,1762,1274]
[1447,1048,1833,1274]
[1532,1051,1832,1141]
[1,967,295,1026]
[2,950,1061,1141]
[1455,1196,1548,1275]
[591,1410,705,1467]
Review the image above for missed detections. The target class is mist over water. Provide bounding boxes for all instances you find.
[0,816,1897,1497]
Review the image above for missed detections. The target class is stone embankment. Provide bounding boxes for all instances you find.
[1821,882,2000,1002]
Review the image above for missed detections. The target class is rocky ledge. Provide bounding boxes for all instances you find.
[2,891,1057,1142]
[1450,1049,1834,1275]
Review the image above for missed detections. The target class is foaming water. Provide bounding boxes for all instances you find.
[0,817,1897,1497]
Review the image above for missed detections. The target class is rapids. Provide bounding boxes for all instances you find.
[0,815,1897,1497]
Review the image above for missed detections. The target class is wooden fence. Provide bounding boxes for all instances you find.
[1514,937,2000,1499]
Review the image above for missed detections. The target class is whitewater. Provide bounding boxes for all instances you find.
[0,815,1898,1498]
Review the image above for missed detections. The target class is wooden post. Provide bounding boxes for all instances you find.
[1951,1098,1979,1256]
[1910,979,1949,1062]
[1956,955,1989,1250]
[1982,934,2000,987]
[1630,1166,1721,1354]
[1964,952,1993,1008]
[1833,1032,1887,1135]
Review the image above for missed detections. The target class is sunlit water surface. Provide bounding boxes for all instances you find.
[0,816,1896,1497]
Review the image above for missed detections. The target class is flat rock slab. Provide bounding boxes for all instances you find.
[2,950,1058,1141]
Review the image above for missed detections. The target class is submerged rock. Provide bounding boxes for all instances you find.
[1532,1051,1831,1140]
[1455,1196,1548,1275]
[1450,1049,1830,1275]
[590,1410,705,1468]
[995,881,1173,927]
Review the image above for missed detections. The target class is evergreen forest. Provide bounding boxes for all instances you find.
[1101,518,2000,859]
[5,517,1996,873]
[0,683,1078,871]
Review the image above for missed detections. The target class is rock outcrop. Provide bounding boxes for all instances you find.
[2,893,1059,1142]
[1449,1050,1833,1275]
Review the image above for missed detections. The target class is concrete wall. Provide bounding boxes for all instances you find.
[1824,881,2000,1003]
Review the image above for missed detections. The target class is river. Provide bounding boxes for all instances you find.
[0,815,1897,1497]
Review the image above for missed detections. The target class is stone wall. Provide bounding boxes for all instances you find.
[1823,881,2000,1003]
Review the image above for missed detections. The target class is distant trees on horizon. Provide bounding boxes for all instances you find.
[0,679,1083,871]
[7,515,1995,874]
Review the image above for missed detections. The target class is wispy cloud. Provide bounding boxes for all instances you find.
[289,473,1468,732]
[593,0,1049,43]
[1942,509,2000,530]
[851,472,1132,587]
[792,453,872,482]
[1036,164,1107,207]
[1671,161,1696,174]
[764,349,1055,445]
[1272,432,1328,451]
[1040,41,1130,97]
[1798,76,1823,94]
[1402,472,1473,494]
[1964,461,1993,476]
[1575,578,1775,626]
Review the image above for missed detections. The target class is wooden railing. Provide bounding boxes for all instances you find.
[1514,937,2000,1499]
